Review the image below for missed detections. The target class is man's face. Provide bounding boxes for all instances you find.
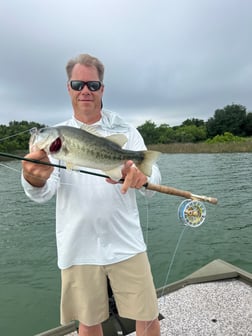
[67,64,104,123]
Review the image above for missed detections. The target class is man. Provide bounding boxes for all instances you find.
[22,54,161,336]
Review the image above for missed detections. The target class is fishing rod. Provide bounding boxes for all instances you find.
[0,151,218,227]
[0,151,218,204]
[0,151,108,178]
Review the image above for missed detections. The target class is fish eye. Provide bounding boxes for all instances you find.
[29,127,38,135]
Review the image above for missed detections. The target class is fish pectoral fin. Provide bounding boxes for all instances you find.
[66,162,75,170]
[104,167,122,181]
[105,134,128,147]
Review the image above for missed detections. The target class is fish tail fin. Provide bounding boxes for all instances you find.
[137,150,160,176]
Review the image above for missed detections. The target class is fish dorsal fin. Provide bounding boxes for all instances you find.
[106,134,128,147]
[80,124,127,147]
[80,124,102,137]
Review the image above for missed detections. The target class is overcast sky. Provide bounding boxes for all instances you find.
[1,0,251,128]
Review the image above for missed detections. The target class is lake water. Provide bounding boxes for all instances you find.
[0,153,251,335]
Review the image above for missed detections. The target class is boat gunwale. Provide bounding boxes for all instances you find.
[156,258,252,297]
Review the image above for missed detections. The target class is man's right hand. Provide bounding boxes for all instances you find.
[22,150,54,187]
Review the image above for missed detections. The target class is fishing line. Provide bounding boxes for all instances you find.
[0,159,60,188]
[0,162,21,174]
[0,128,32,142]
[139,196,150,246]
[0,160,82,192]
[145,199,150,246]
[159,225,188,304]
[139,224,188,336]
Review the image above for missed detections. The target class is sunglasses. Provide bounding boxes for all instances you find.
[70,80,102,92]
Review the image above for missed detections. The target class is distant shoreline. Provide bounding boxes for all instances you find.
[148,141,252,153]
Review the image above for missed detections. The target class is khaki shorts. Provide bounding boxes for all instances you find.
[60,252,159,326]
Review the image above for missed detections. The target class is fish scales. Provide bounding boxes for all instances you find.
[62,129,144,167]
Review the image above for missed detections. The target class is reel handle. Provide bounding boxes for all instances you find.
[145,182,218,204]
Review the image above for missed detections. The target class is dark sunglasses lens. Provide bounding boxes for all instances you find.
[70,81,101,91]
[70,81,84,91]
[87,81,101,91]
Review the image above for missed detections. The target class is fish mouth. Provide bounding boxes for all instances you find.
[29,127,54,153]
[29,128,39,152]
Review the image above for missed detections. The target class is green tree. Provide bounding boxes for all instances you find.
[244,112,252,136]
[173,125,207,143]
[156,124,175,143]
[0,120,46,152]
[206,132,246,144]
[206,104,247,137]
[182,118,205,127]
[137,120,159,145]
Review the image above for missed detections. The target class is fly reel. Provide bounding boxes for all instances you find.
[178,199,206,227]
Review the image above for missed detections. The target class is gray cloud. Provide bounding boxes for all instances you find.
[0,0,252,127]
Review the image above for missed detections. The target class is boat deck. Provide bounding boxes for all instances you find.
[36,259,252,336]
[130,278,252,335]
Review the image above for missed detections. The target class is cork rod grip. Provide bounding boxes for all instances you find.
[145,182,218,204]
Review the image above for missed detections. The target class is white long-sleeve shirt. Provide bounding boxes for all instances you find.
[21,110,161,269]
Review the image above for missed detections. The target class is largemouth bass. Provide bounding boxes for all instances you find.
[29,125,160,179]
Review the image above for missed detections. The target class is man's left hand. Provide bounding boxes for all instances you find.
[106,160,147,194]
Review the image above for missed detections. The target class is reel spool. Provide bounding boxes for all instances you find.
[178,199,206,227]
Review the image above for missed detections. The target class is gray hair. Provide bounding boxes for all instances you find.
[66,54,105,81]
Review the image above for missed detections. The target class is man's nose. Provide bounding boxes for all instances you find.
[80,84,90,93]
